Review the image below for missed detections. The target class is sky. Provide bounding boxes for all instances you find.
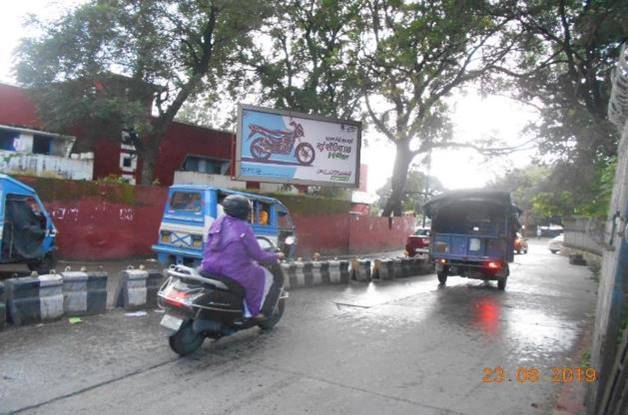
[0,1,540,193]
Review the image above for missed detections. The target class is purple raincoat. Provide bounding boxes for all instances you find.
[200,215,278,316]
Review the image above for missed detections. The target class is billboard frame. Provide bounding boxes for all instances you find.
[235,104,362,188]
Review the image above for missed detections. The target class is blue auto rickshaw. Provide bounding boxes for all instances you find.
[152,185,296,266]
[424,190,521,290]
[0,174,58,273]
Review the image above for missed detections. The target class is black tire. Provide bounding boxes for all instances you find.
[550,249,558,254]
[516,249,521,255]
[258,297,286,330]
[295,143,315,165]
[250,137,272,160]
[497,278,507,290]
[437,271,447,285]
[27,252,57,274]
[168,321,204,356]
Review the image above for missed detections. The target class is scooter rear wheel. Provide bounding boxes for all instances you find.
[169,321,204,356]
[258,298,286,330]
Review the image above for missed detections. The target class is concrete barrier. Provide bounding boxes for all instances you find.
[0,282,6,329]
[281,260,351,289]
[62,269,108,316]
[6,273,64,326]
[146,270,165,308]
[351,259,372,282]
[373,259,395,280]
[120,269,145,309]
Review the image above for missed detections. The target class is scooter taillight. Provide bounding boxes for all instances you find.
[164,289,191,308]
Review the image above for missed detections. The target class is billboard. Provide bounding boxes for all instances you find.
[235,104,362,187]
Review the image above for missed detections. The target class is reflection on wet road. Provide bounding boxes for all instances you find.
[0,240,596,414]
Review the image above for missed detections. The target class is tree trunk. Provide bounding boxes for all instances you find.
[382,140,413,217]
[139,131,163,185]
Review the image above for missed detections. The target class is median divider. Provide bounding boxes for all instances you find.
[6,273,64,326]
[373,259,395,280]
[281,259,351,289]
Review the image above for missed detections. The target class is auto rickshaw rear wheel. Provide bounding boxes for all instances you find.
[497,277,507,290]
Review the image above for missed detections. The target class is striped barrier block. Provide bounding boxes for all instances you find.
[146,270,165,308]
[6,274,64,326]
[120,269,148,310]
[391,259,403,279]
[318,262,331,284]
[0,282,5,329]
[280,263,297,289]
[373,259,395,280]
[303,262,315,286]
[339,260,351,282]
[400,258,412,278]
[62,270,108,316]
[351,259,371,282]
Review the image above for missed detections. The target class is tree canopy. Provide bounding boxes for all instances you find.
[16,0,273,184]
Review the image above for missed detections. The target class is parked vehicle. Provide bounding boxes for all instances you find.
[0,174,57,273]
[514,232,528,254]
[424,190,521,290]
[158,239,289,355]
[248,121,316,165]
[152,186,296,266]
[548,234,564,254]
[405,227,431,257]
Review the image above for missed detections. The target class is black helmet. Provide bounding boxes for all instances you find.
[222,194,251,220]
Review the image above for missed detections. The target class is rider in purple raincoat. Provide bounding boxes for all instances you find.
[200,195,283,318]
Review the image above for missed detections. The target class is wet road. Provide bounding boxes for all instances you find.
[0,240,597,414]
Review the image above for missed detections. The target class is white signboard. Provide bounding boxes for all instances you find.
[235,104,362,187]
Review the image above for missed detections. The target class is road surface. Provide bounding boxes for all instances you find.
[0,240,597,414]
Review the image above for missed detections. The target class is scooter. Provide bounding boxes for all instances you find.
[157,257,288,356]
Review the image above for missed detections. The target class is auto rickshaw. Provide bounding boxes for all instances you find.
[424,190,521,290]
[152,185,296,266]
[0,174,58,273]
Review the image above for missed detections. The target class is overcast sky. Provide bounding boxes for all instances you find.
[0,1,539,193]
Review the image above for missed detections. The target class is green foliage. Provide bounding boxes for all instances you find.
[376,169,444,214]
[15,0,274,181]
[490,0,625,204]
[531,191,575,218]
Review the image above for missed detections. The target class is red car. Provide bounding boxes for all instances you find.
[405,227,431,257]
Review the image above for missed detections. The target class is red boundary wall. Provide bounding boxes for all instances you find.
[15,177,414,260]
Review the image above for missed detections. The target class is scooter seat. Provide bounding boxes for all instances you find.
[199,271,245,298]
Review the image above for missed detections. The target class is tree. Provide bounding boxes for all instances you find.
[15,0,273,184]
[252,0,364,120]
[491,0,627,205]
[375,167,444,214]
[355,0,516,216]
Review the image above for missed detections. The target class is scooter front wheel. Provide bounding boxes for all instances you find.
[168,321,204,356]
[258,297,286,330]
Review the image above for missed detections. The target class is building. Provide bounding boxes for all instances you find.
[0,83,236,186]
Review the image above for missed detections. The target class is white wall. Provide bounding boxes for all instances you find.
[173,171,247,189]
[0,150,93,180]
